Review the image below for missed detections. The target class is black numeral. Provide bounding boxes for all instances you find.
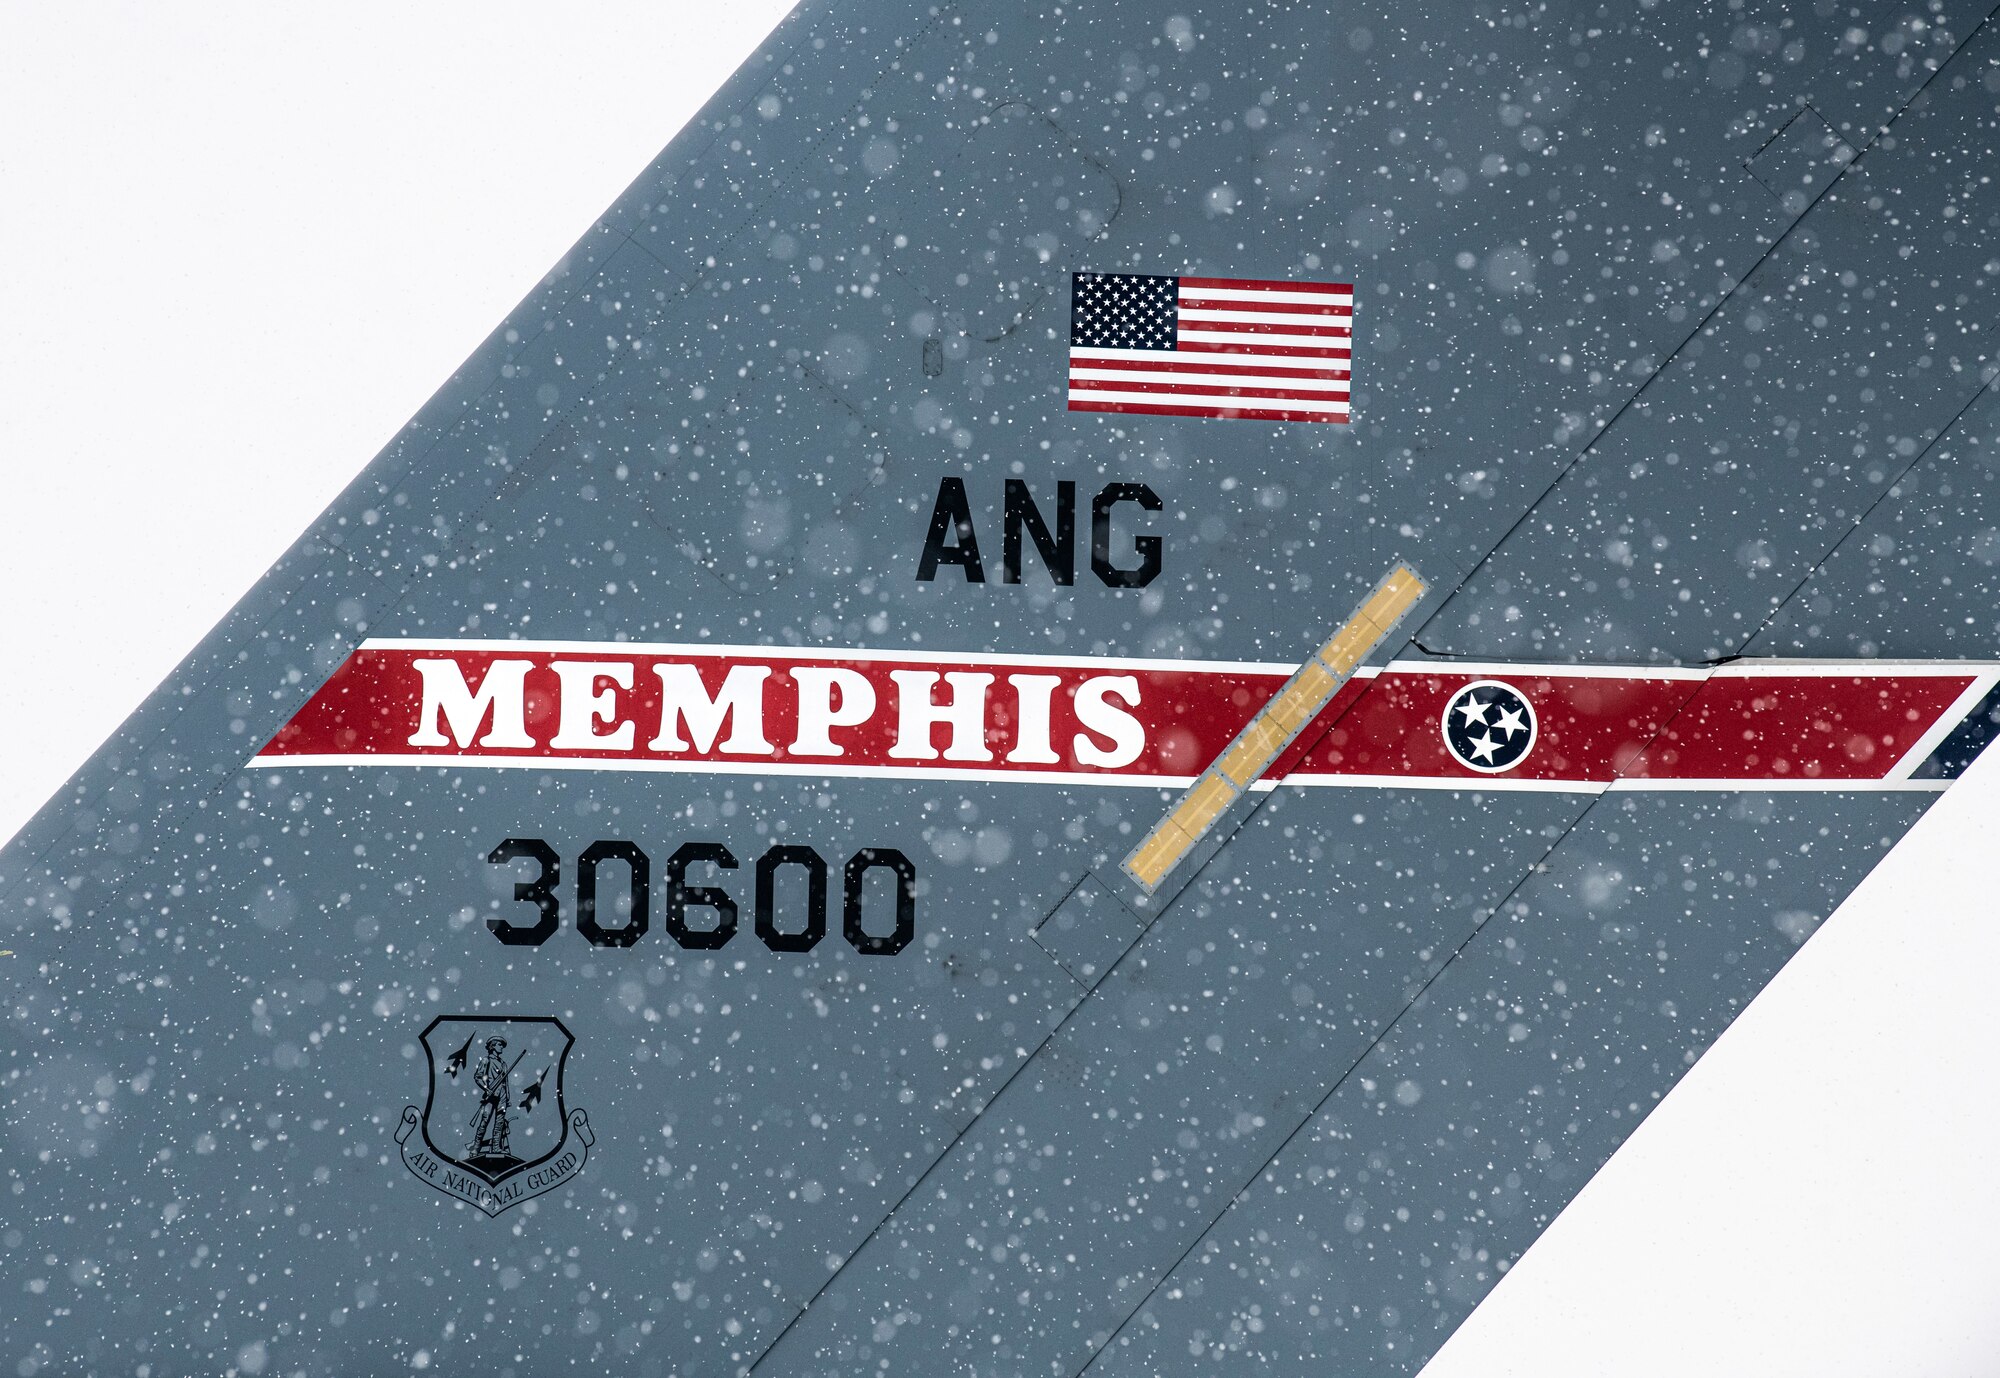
[487,838,560,946]
[843,848,917,956]
[755,845,828,953]
[664,842,738,950]
[577,840,650,948]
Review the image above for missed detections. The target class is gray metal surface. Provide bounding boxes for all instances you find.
[5,1,1999,1375]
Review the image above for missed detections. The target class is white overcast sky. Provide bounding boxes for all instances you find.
[2,5,1997,1374]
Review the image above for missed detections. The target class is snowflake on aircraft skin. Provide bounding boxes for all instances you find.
[1441,680,1537,774]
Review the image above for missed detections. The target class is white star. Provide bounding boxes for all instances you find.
[1454,694,1490,728]
[1466,732,1501,764]
[1492,704,1528,739]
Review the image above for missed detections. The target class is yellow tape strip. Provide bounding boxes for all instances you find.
[1125,820,1196,890]
[1217,716,1289,788]
[1121,562,1426,892]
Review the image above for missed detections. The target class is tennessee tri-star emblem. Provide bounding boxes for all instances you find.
[1441,680,1538,774]
[393,1014,594,1217]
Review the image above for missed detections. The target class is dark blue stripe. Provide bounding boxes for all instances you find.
[1909,678,2000,780]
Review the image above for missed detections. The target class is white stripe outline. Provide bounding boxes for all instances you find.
[244,753,1204,789]
[348,635,1316,677]
[244,753,1958,794]
[1707,658,1993,677]
[1383,658,1707,681]
[1605,777,1950,793]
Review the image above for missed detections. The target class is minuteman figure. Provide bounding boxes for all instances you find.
[467,1036,513,1159]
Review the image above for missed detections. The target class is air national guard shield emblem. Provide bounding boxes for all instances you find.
[394,1014,593,1217]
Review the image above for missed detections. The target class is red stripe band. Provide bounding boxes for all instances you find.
[253,644,1992,791]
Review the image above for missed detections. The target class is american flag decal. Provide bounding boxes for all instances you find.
[1067,271,1352,424]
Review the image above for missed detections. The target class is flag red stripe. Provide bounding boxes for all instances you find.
[1176,318,1353,339]
[1177,298,1355,317]
[1068,398,1350,424]
[1159,341,1353,360]
[1179,276,1354,294]
[1068,355,1350,380]
[1070,378,1349,402]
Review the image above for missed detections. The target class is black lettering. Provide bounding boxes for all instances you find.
[756,845,828,952]
[916,476,985,582]
[843,848,917,956]
[577,840,649,948]
[1091,483,1163,588]
[487,838,560,946]
[664,842,738,950]
[1003,479,1075,585]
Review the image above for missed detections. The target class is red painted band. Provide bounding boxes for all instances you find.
[255,644,1985,790]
